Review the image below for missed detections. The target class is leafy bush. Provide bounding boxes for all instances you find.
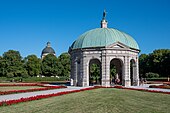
[6,73,14,78]
[0,77,8,82]
[145,72,159,78]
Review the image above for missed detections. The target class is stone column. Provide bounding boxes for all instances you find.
[101,51,110,87]
[70,56,74,85]
[77,58,82,86]
[82,57,89,87]
[121,57,125,85]
[133,58,139,86]
[73,58,77,86]
[123,56,130,86]
[77,57,83,86]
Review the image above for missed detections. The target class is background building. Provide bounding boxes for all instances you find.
[41,42,56,59]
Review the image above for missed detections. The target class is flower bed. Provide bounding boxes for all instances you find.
[94,86,170,94]
[0,83,43,87]
[163,82,170,86]
[149,85,170,89]
[123,87,170,94]
[0,83,67,95]
[0,87,99,106]
[0,85,170,107]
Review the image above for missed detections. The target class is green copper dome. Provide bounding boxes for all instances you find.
[71,28,139,50]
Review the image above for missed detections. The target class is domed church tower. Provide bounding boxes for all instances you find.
[69,10,140,87]
[41,42,56,59]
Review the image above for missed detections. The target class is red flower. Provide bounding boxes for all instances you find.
[0,84,67,95]
[0,86,98,107]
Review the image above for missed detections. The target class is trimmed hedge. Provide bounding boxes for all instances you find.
[146,77,169,82]
[23,77,68,82]
[0,77,68,82]
[145,72,159,78]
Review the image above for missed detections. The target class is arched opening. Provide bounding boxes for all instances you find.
[89,59,101,86]
[110,58,123,85]
[130,59,136,86]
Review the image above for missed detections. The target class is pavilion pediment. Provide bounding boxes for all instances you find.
[107,42,130,49]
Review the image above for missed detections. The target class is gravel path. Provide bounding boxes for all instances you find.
[0,86,89,102]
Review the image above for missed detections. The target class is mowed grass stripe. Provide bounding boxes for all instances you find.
[0,86,44,91]
[0,88,170,113]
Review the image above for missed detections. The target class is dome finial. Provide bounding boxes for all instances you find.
[101,9,108,28]
[47,41,51,47]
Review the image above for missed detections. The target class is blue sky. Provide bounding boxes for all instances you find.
[0,0,170,58]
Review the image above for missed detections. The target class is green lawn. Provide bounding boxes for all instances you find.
[0,86,44,91]
[0,88,170,113]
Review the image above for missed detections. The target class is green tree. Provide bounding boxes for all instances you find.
[148,49,170,77]
[110,64,116,78]
[58,52,70,79]
[0,56,6,77]
[139,49,170,78]
[3,50,27,77]
[25,55,41,77]
[41,54,59,77]
[162,50,170,78]
[90,64,100,83]
[139,54,149,77]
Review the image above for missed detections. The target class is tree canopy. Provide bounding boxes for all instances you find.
[25,55,41,77]
[42,54,60,77]
[2,50,27,77]
[58,52,70,79]
[139,49,170,78]
[0,50,71,79]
